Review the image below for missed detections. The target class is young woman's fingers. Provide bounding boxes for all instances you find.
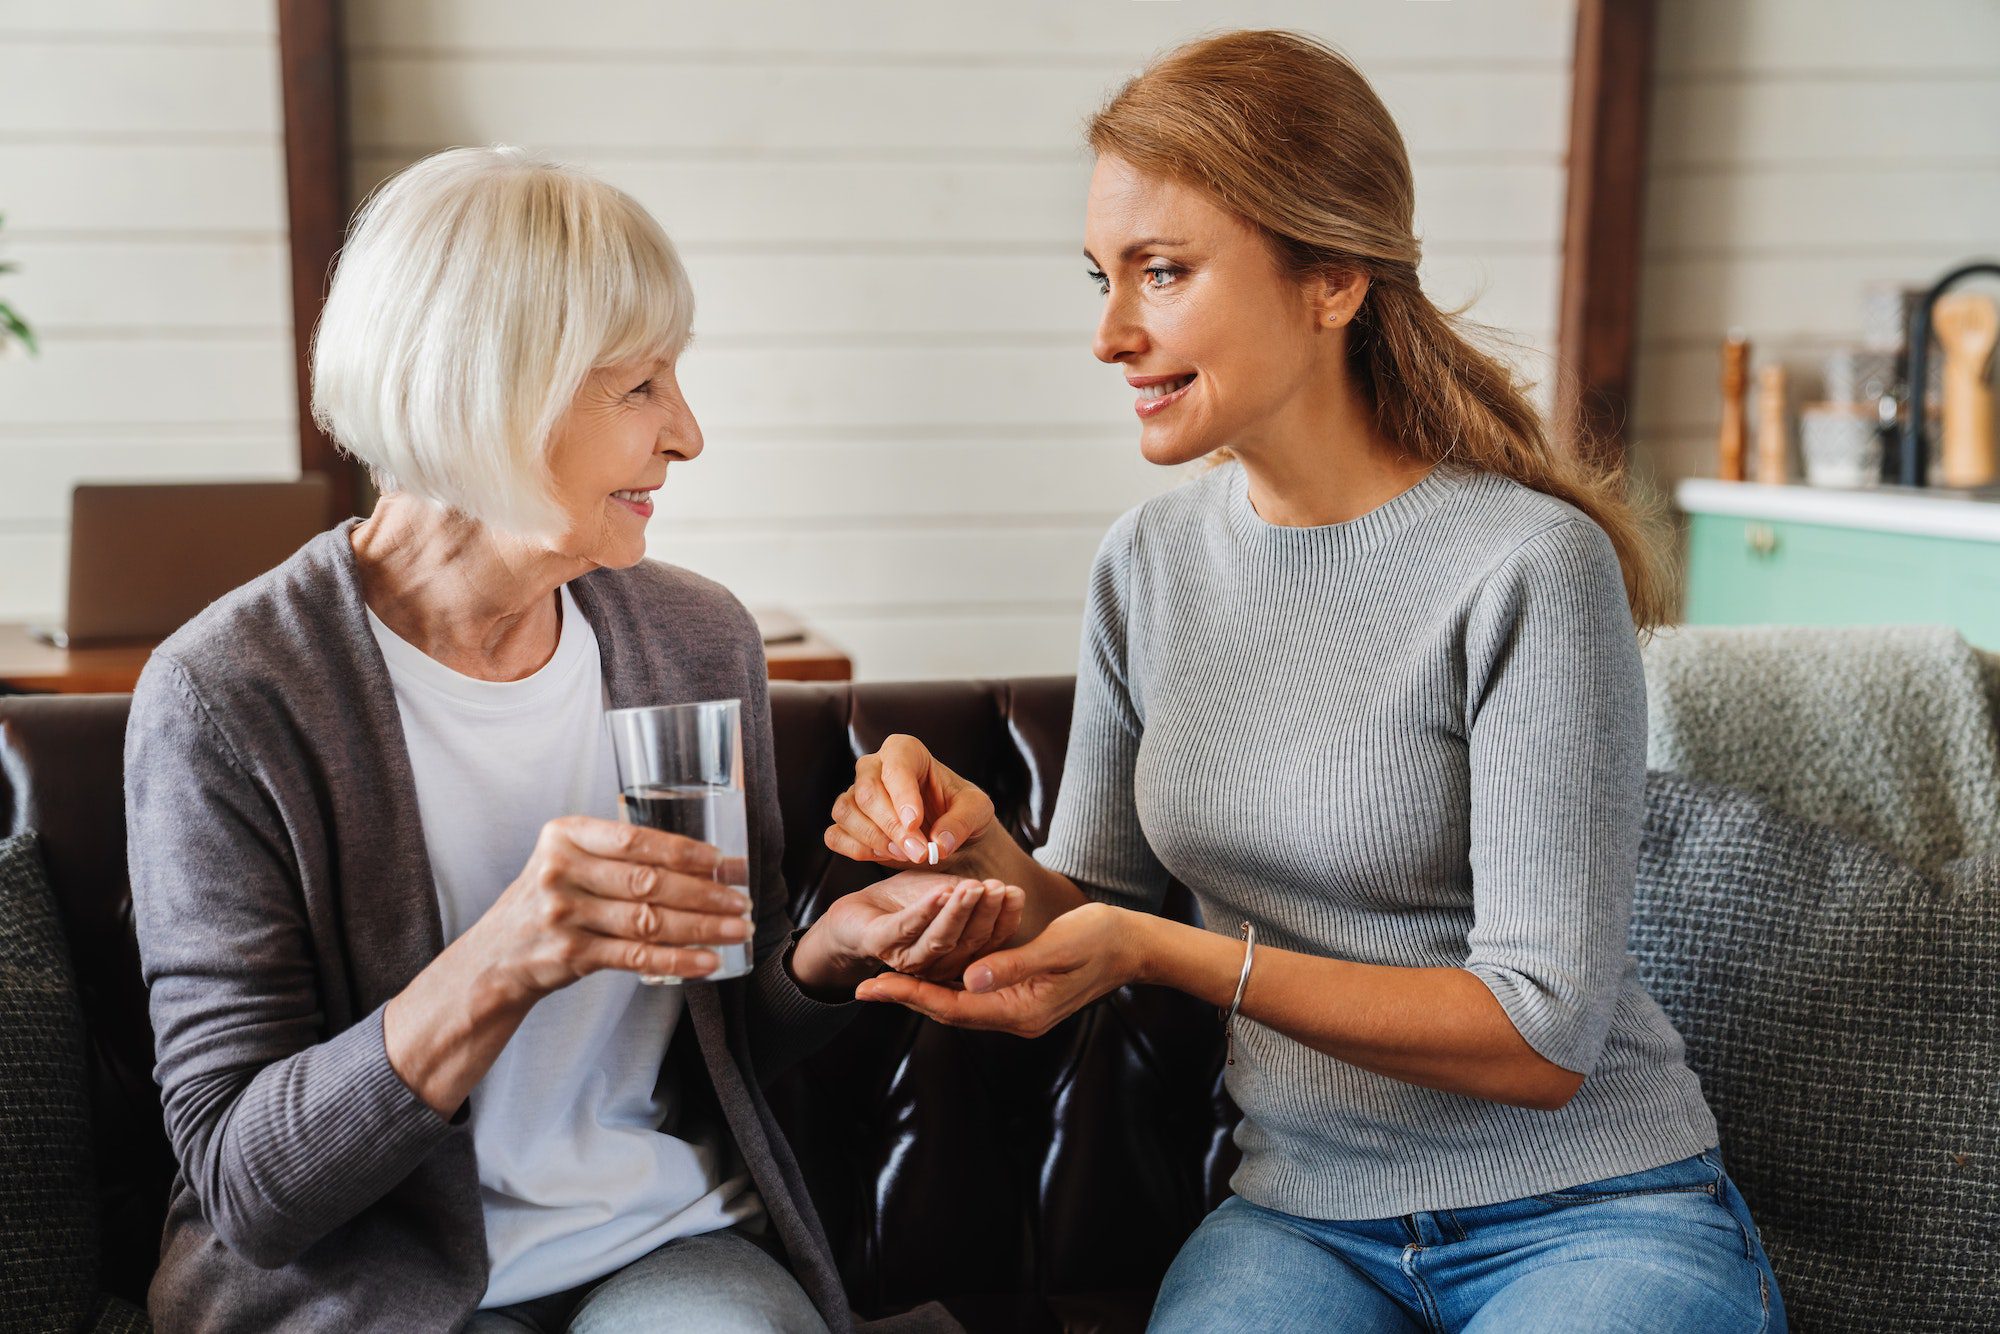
[838,785,902,855]
[823,823,881,864]
[962,932,1074,995]
[848,767,909,860]
[924,786,994,860]
[878,761,928,843]
[829,792,896,860]
[854,972,1014,1029]
[878,736,945,857]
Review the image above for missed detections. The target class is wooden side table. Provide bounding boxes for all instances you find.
[0,613,851,694]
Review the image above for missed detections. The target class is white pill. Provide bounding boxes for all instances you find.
[927,840,939,865]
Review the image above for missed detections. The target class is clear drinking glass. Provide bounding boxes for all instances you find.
[605,698,753,984]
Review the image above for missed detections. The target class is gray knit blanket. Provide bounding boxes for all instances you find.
[1640,623,2000,874]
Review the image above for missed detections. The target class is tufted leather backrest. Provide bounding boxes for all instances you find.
[763,680,1236,1319]
[0,682,1235,1316]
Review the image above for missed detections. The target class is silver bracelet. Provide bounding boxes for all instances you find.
[1220,921,1257,1067]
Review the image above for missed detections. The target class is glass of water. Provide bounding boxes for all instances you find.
[605,698,753,984]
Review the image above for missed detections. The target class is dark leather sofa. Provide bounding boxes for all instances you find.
[0,680,1231,1333]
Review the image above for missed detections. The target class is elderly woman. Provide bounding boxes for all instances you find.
[124,148,1002,1333]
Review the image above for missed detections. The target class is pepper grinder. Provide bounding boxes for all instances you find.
[1754,363,1790,485]
[1718,331,1750,481]
[1934,292,1997,488]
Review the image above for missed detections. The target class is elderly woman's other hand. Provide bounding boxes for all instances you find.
[472,814,754,1001]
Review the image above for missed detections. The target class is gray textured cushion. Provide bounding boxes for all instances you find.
[0,830,101,1329]
[1633,771,1999,1330]
[0,831,151,1333]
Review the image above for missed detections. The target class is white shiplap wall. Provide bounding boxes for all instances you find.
[1631,0,2000,493]
[0,0,298,620]
[346,0,1575,679]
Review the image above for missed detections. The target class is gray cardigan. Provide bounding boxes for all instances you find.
[124,523,932,1332]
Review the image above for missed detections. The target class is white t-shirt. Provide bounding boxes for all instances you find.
[366,584,759,1308]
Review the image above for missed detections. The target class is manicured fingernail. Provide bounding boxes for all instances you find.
[966,965,995,993]
[937,831,957,854]
[903,837,927,861]
[899,805,918,825]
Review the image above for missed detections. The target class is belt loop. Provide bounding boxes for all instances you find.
[1401,1211,1449,1246]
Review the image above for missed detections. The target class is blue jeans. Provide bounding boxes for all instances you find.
[465,1226,827,1334]
[1152,1148,1785,1333]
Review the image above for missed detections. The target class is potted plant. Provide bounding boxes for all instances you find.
[0,213,36,357]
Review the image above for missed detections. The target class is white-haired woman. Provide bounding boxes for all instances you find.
[124,147,994,1333]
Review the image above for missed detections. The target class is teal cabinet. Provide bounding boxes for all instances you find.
[1679,484,2000,649]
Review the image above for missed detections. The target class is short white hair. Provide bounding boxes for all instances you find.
[311,145,694,535]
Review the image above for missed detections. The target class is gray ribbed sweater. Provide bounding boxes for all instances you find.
[1034,460,1718,1219]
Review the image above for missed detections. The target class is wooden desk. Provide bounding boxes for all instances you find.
[757,623,854,682]
[0,627,154,694]
[0,614,852,694]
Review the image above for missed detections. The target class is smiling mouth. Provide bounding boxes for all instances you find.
[1132,373,1197,418]
[1135,374,1196,400]
[611,489,656,516]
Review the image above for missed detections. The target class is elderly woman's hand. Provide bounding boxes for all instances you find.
[471,815,754,1001]
[811,871,1025,985]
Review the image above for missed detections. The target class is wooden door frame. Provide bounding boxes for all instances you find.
[1557,0,1658,469]
[276,1,1658,494]
[277,0,356,523]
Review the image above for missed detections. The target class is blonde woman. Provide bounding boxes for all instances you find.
[125,148,991,1333]
[823,32,1785,1334]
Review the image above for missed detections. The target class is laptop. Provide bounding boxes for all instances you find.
[31,477,333,648]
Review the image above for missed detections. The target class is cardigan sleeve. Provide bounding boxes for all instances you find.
[733,624,859,1081]
[125,653,464,1269]
[1460,520,1650,1076]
